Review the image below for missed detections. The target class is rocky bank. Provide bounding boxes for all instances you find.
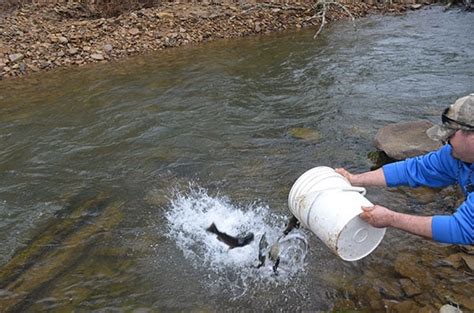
[0,0,429,80]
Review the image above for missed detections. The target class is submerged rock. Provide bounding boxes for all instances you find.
[399,278,422,297]
[461,254,474,271]
[288,127,322,141]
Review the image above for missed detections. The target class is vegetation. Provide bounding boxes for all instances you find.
[1,0,160,17]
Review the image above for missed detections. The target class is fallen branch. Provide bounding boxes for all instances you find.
[312,0,356,39]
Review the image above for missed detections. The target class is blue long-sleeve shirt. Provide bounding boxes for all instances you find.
[382,144,473,245]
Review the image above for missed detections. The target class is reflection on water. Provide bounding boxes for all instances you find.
[0,6,473,311]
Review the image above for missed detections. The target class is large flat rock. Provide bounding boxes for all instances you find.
[374,120,442,160]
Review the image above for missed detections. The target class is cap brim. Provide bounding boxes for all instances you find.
[426,125,457,142]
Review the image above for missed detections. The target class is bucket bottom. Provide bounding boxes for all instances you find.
[336,216,386,261]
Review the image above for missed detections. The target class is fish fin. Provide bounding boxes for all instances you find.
[272,257,280,275]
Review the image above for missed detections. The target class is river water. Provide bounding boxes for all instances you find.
[0,6,473,311]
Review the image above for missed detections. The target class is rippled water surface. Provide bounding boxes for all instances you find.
[0,6,473,311]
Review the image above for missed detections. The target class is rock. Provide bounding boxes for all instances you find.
[439,253,463,269]
[91,53,104,60]
[374,278,404,299]
[8,53,24,63]
[157,12,174,19]
[57,51,65,57]
[410,4,423,9]
[165,37,177,47]
[394,253,431,286]
[58,36,68,44]
[374,120,442,160]
[39,61,50,69]
[103,44,113,53]
[0,43,9,55]
[439,304,462,313]
[3,66,11,72]
[399,185,440,204]
[457,245,474,255]
[67,48,78,55]
[0,59,7,67]
[288,127,322,141]
[48,34,58,43]
[28,64,40,72]
[399,278,422,297]
[460,254,474,271]
[19,63,26,73]
[384,299,421,312]
[255,22,261,32]
[129,28,140,35]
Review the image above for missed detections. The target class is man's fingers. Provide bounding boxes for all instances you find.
[360,206,374,222]
[361,206,374,212]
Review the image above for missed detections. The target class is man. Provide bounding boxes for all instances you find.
[335,93,474,245]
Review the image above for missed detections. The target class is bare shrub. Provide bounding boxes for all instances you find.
[79,0,161,17]
[0,0,31,14]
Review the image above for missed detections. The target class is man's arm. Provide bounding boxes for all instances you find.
[335,167,387,187]
[360,205,433,239]
[335,168,434,240]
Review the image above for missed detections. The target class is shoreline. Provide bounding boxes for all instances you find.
[0,1,430,81]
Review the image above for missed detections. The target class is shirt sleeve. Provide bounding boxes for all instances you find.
[382,145,457,188]
[432,194,474,244]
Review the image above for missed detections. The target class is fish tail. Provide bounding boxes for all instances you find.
[206,222,218,234]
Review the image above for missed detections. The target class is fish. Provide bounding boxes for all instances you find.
[269,242,281,275]
[256,233,269,268]
[256,215,301,274]
[283,215,300,235]
[256,234,281,274]
[206,223,254,249]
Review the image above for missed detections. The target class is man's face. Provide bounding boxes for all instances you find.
[449,130,474,163]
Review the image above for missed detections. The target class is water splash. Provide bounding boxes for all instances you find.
[164,185,309,297]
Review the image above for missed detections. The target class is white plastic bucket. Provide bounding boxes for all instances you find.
[288,166,385,261]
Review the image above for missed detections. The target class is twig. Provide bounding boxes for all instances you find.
[312,0,356,39]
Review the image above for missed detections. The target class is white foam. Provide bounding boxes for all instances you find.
[164,185,309,296]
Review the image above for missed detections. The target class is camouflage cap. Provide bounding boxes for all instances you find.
[427,93,474,142]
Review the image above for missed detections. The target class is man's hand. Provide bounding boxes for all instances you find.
[334,168,354,184]
[359,205,433,239]
[334,167,387,187]
[359,205,394,228]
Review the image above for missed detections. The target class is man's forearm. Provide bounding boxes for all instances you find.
[352,168,387,187]
[390,212,433,239]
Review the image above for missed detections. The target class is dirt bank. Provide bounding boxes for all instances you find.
[0,1,429,80]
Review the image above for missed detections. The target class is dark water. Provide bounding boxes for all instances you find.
[0,6,473,311]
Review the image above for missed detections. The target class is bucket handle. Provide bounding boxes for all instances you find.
[294,186,367,228]
[294,186,367,210]
[302,186,367,197]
